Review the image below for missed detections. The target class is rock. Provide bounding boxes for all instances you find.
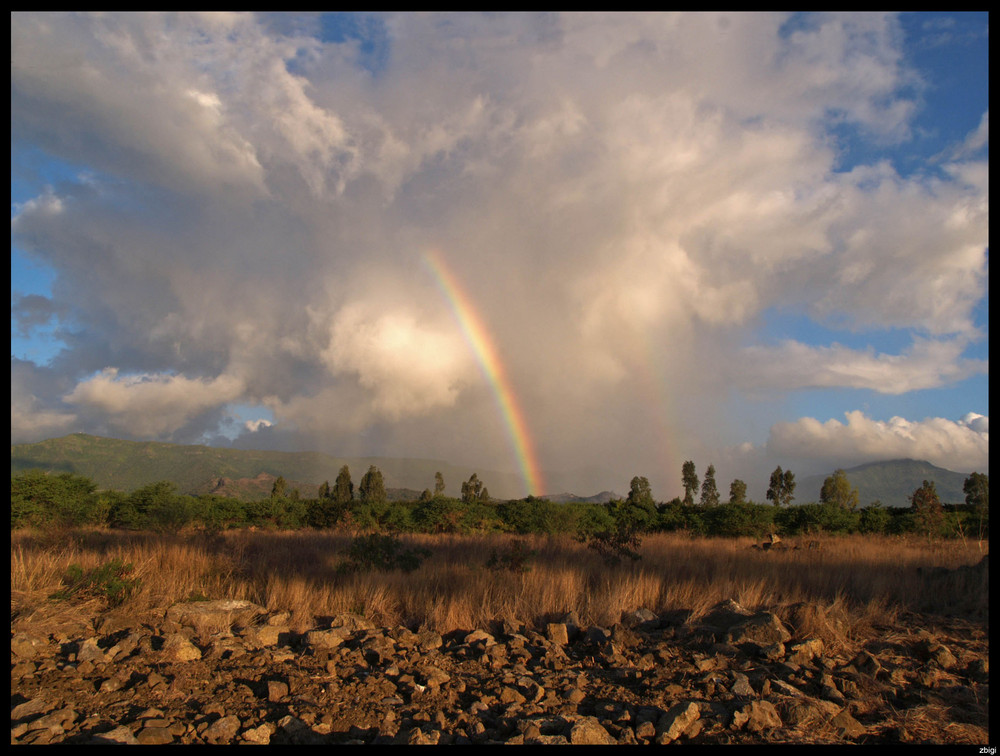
[268,679,290,702]
[166,600,266,635]
[242,624,289,648]
[546,623,570,645]
[242,723,273,744]
[781,697,842,726]
[11,632,50,660]
[76,637,109,663]
[584,626,611,645]
[569,716,616,745]
[730,672,755,698]
[93,725,140,744]
[830,709,866,738]
[464,629,496,646]
[329,612,375,633]
[136,726,175,744]
[787,638,825,665]
[204,714,242,743]
[305,628,350,650]
[160,633,202,662]
[621,607,658,628]
[927,644,958,670]
[11,697,53,721]
[732,700,781,733]
[727,613,791,646]
[657,702,701,743]
[701,599,753,631]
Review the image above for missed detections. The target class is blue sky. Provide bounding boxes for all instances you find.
[11,12,988,498]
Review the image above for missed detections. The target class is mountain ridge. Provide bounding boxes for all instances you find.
[797,458,972,508]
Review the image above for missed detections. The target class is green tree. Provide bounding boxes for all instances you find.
[359,466,387,510]
[624,476,657,531]
[681,461,699,507]
[318,480,330,499]
[767,466,796,507]
[434,471,446,496]
[819,469,860,510]
[461,473,489,505]
[333,465,354,505]
[963,472,988,510]
[910,480,944,537]
[728,479,748,506]
[963,471,989,540]
[271,475,287,499]
[700,464,720,508]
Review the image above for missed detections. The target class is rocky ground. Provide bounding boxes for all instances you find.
[11,596,989,745]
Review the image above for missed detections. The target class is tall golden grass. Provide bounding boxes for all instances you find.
[11,530,987,640]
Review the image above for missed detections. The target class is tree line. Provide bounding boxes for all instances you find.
[10,463,988,541]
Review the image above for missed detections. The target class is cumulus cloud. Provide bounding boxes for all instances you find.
[321,303,475,420]
[767,410,989,473]
[63,369,245,438]
[10,12,988,494]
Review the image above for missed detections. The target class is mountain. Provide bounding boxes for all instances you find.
[10,433,530,500]
[797,459,973,508]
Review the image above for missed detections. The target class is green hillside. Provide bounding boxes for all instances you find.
[10,433,527,500]
[798,459,972,508]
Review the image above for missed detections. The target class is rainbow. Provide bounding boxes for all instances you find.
[423,249,545,497]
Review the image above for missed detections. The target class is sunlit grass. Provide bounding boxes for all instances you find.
[11,529,986,639]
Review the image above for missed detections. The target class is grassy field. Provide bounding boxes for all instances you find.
[11,529,988,646]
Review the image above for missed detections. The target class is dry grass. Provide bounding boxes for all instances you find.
[11,529,987,640]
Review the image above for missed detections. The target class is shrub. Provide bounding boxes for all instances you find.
[50,558,142,607]
[338,534,431,574]
[486,540,537,573]
[585,527,642,566]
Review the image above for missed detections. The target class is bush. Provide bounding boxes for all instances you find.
[339,534,431,574]
[486,540,537,573]
[50,558,142,607]
[585,527,642,566]
[11,470,102,529]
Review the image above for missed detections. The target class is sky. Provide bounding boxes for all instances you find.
[11,12,989,500]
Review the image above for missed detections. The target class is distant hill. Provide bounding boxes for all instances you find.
[541,491,621,505]
[797,459,973,508]
[10,433,529,501]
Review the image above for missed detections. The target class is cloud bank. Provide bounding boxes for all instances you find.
[11,12,988,496]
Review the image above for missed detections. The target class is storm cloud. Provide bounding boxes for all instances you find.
[11,13,988,497]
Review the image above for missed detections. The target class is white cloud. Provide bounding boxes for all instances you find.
[736,336,988,394]
[321,304,475,420]
[768,410,989,472]
[64,369,245,438]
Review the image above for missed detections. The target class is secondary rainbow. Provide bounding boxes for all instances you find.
[423,249,545,497]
